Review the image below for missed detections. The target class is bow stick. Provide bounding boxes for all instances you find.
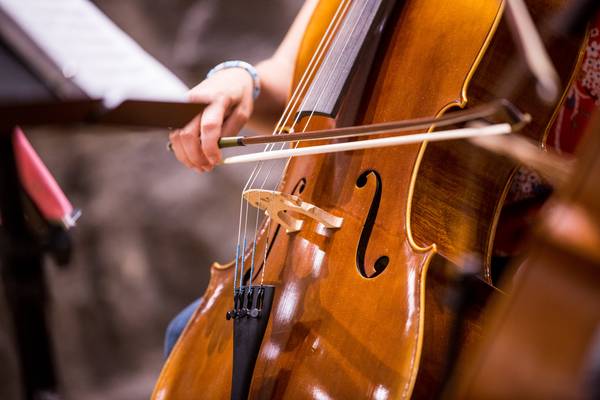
[218,99,524,148]
[167,99,526,151]
[221,121,527,165]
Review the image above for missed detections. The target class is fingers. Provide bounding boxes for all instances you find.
[222,103,252,138]
[170,69,255,172]
[169,128,194,170]
[170,116,211,172]
[182,116,213,171]
[200,96,231,164]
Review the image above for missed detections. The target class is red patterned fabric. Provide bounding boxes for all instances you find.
[507,15,600,204]
[495,15,600,258]
[547,14,600,154]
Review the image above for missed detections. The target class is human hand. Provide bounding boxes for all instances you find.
[169,67,254,172]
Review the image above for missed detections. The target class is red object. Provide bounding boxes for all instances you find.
[547,14,600,154]
[12,127,77,227]
[496,16,600,257]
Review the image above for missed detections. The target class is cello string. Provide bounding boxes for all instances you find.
[235,0,348,276]
[256,0,372,285]
[253,0,370,213]
[239,0,350,193]
[254,0,370,286]
[236,0,351,291]
[252,0,361,285]
[242,0,352,291]
[276,0,373,177]
[265,0,372,195]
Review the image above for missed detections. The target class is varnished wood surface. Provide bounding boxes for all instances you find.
[264,0,502,396]
[411,0,587,282]
[152,0,587,399]
[411,256,500,400]
[154,1,502,398]
[446,120,600,400]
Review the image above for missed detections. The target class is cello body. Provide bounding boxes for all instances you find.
[152,0,585,398]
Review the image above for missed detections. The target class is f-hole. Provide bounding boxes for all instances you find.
[243,177,307,284]
[356,170,389,278]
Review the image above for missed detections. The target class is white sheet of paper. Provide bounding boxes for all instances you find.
[0,0,189,104]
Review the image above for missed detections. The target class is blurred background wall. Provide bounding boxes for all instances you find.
[0,0,303,399]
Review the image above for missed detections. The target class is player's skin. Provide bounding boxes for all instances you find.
[169,0,318,172]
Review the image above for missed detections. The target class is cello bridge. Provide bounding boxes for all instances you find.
[243,189,343,233]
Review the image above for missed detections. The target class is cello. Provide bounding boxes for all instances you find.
[446,97,600,400]
[153,0,585,398]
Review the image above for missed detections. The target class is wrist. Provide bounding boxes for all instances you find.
[207,60,261,100]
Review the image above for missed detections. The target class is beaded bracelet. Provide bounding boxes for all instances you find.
[206,60,261,100]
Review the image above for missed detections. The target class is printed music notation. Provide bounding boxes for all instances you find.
[0,0,188,105]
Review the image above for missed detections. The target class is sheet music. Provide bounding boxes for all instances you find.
[0,0,189,105]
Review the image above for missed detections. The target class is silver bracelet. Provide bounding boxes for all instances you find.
[206,60,261,100]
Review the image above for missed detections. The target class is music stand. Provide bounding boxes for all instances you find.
[0,14,205,400]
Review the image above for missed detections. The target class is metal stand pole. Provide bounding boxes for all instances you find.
[0,130,59,400]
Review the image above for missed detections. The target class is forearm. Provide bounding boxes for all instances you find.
[247,57,295,133]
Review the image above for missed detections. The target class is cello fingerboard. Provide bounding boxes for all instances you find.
[297,0,396,119]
